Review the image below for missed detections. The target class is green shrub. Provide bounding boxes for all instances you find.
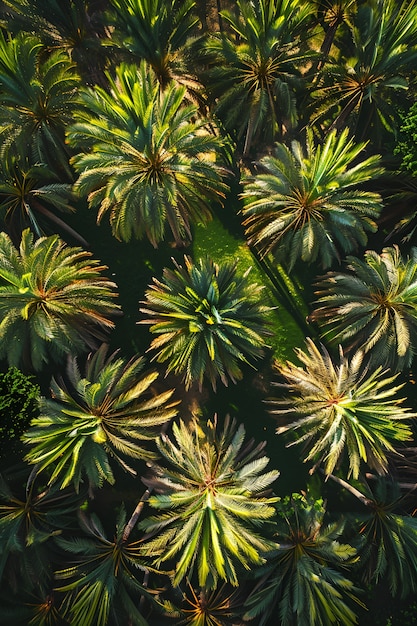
[0,367,39,458]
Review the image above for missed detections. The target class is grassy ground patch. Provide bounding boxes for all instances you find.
[192,216,306,362]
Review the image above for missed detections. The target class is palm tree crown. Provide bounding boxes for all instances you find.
[140,416,279,588]
[271,339,415,479]
[140,256,271,390]
[68,62,228,246]
[310,0,417,142]
[24,345,178,491]
[312,246,417,370]
[0,31,79,176]
[241,129,383,269]
[0,229,120,371]
[244,494,362,626]
[54,508,153,626]
[109,0,199,88]
[204,0,312,155]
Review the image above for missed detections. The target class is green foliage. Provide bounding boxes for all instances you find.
[68,61,227,246]
[192,217,306,361]
[204,0,312,154]
[140,416,279,588]
[0,229,120,372]
[312,246,417,370]
[23,344,178,491]
[0,466,82,593]
[351,478,417,600]
[0,31,79,176]
[244,494,363,626]
[310,0,417,142]
[109,0,199,86]
[0,154,78,244]
[55,508,153,626]
[0,367,39,458]
[140,255,271,390]
[396,102,417,175]
[271,339,415,479]
[241,129,383,269]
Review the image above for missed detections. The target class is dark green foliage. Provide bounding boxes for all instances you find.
[0,31,79,176]
[140,256,271,390]
[244,494,363,626]
[203,0,312,155]
[310,0,417,143]
[140,416,279,588]
[23,345,178,491]
[109,0,199,87]
[0,367,39,458]
[396,102,417,175]
[312,247,417,370]
[241,129,383,270]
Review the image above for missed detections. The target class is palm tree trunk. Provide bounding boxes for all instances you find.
[321,470,373,507]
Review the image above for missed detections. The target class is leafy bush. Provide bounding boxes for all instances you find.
[0,367,39,458]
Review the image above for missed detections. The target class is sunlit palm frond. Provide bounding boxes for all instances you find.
[140,416,279,588]
[24,344,178,491]
[140,256,271,390]
[270,339,415,479]
[241,128,383,269]
[312,246,417,369]
[0,229,120,372]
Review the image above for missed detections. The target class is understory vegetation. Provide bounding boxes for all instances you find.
[2,1,417,625]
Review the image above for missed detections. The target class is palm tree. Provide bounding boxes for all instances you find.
[312,0,357,73]
[139,416,279,588]
[203,0,312,155]
[240,129,383,270]
[0,229,120,372]
[139,256,271,390]
[270,339,415,479]
[175,583,244,626]
[54,507,155,626]
[108,0,199,89]
[0,153,84,246]
[310,0,417,143]
[23,344,178,491]
[0,465,82,595]
[1,0,108,85]
[325,473,417,600]
[68,62,228,247]
[0,31,79,176]
[311,246,417,370]
[244,494,363,626]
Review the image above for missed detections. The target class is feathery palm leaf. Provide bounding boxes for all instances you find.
[310,0,417,142]
[270,339,415,479]
[68,62,227,246]
[24,344,178,491]
[0,31,78,176]
[312,246,417,369]
[204,0,312,155]
[244,494,362,626]
[140,256,271,390]
[140,416,279,588]
[241,129,383,269]
[177,583,244,626]
[330,474,417,600]
[55,507,154,626]
[0,229,120,372]
[0,154,80,245]
[0,465,82,593]
[1,0,108,84]
[108,0,199,89]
